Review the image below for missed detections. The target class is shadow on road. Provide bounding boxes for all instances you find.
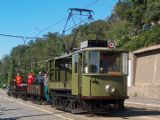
[83,107,160,118]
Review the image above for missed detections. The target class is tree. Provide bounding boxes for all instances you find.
[145,1,160,23]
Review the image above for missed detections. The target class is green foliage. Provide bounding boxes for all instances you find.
[105,20,131,47]
[112,0,131,21]
[144,1,160,23]
[107,0,160,50]
[123,25,160,51]
[0,55,11,87]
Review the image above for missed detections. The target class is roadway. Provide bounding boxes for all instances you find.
[0,89,160,120]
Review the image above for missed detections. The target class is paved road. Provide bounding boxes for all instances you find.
[0,89,160,120]
[0,90,73,120]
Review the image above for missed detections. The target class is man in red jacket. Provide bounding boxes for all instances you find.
[27,73,34,86]
[16,73,22,87]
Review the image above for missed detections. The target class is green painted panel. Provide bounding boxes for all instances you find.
[60,70,65,81]
[81,75,127,96]
[66,81,71,89]
[49,81,71,90]
[72,73,78,95]
[81,76,90,96]
[54,82,60,88]
[66,69,72,81]
[49,82,54,89]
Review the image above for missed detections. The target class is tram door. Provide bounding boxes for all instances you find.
[72,53,82,95]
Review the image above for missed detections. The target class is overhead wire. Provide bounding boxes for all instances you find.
[63,17,90,33]
[0,33,41,39]
[0,17,67,40]
[83,0,99,9]
[35,17,68,37]
[0,17,67,46]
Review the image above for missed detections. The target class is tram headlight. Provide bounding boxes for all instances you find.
[105,84,116,93]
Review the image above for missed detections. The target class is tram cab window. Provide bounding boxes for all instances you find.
[83,51,122,74]
[100,52,121,73]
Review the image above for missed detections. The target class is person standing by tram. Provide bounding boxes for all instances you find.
[27,73,35,86]
[36,71,44,84]
[15,73,22,87]
[44,73,49,102]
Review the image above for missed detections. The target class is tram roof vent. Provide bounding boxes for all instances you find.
[80,40,110,49]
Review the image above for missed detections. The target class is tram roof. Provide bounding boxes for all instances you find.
[78,47,127,52]
[47,47,128,61]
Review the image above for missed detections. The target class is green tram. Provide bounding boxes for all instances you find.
[48,40,128,113]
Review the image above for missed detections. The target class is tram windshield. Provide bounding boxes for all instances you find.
[83,51,128,74]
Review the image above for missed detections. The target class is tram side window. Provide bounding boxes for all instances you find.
[83,52,88,73]
[55,60,59,81]
[122,53,128,75]
[49,60,55,82]
[74,55,78,73]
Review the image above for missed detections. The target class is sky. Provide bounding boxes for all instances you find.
[0,0,118,60]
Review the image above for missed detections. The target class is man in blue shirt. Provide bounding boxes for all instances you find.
[36,71,44,84]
